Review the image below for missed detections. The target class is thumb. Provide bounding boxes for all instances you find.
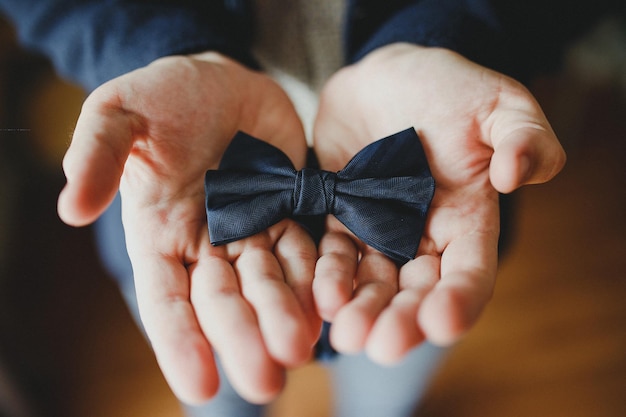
[57,89,135,226]
[489,109,566,194]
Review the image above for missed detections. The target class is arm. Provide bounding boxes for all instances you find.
[0,0,257,90]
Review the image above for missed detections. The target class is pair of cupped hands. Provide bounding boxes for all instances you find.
[57,43,565,404]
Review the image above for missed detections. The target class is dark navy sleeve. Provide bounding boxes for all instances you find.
[0,0,257,91]
[345,0,519,76]
[345,0,625,82]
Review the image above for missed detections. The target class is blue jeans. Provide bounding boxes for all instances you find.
[94,195,445,417]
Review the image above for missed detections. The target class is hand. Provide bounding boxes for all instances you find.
[57,52,320,404]
[312,43,566,363]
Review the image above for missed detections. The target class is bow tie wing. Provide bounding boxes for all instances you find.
[339,128,432,179]
[217,131,299,176]
[205,132,297,245]
[333,128,435,264]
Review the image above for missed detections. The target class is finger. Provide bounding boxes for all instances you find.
[365,255,440,364]
[272,222,322,347]
[490,126,566,193]
[313,230,359,321]
[330,250,398,353]
[190,253,285,404]
[235,238,314,367]
[58,86,135,226]
[132,255,220,405]
[488,91,566,193]
[418,231,498,346]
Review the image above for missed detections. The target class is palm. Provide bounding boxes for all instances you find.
[312,44,564,362]
[58,53,319,403]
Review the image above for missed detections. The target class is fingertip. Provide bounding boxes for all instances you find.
[230,364,286,405]
[329,307,369,354]
[57,186,96,226]
[175,380,220,407]
[315,302,341,324]
[156,339,221,405]
[489,154,525,194]
[265,315,315,368]
[57,182,116,226]
[57,187,79,226]
[365,347,404,367]
[418,287,482,346]
[365,309,424,365]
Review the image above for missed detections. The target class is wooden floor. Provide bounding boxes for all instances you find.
[1,21,625,417]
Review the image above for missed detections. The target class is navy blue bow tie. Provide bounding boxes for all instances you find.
[204,128,435,264]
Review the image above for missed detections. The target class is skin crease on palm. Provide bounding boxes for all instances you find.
[56,43,565,404]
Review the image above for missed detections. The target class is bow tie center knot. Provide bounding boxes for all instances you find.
[293,168,336,216]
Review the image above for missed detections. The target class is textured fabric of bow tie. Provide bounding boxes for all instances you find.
[205,128,435,264]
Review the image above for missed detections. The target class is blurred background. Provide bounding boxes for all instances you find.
[1,12,625,417]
